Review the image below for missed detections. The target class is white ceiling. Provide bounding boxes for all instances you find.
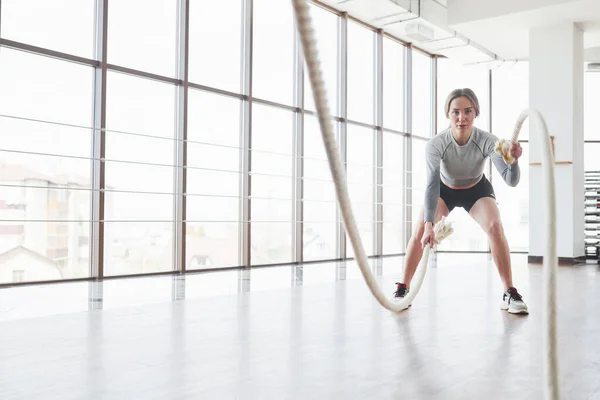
[318,0,600,65]
[447,0,600,62]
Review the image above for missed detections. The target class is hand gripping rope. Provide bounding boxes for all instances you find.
[291,2,558,398]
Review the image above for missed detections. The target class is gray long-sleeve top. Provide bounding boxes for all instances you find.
[423,126,520,222]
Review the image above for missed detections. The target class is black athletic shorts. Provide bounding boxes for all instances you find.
[440,174,496,214]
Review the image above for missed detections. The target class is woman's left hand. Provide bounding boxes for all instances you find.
[509,142,522,163]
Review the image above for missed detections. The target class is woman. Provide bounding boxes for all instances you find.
[393,88,528,314]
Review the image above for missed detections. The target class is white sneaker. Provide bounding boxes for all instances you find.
[392,282,411,306]
[501,287,529,314]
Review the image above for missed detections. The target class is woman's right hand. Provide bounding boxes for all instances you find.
[421,222,435,249]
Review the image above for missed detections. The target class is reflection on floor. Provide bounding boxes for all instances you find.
[1,254,599,399]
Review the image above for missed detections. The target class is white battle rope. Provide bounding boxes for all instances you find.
[496,110,559,400]
[291,1,559,398]
[290,0,452,313]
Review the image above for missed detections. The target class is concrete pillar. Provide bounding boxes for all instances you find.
[528,23,585,262]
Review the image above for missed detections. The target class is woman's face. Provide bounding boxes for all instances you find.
[448,96,475,134]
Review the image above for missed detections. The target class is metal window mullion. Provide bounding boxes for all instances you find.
[403,46,412,252]
[487,69,492,253]
[337,13,348,259]
[432,56,437,139]
[90,0,108,280]
[488,69,493,182]
[239,0,253,267]
[174,0,189,274]
[374,30,383,257]
[292,17,304,263]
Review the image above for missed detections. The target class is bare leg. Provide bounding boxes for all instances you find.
[469,197,513,290]
[402,198,449,288]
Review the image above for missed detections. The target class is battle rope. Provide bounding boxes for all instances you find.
[495,110,559,400]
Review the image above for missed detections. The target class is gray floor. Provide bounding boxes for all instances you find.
[1,254,600,399]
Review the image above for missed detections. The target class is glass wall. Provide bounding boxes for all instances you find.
[0,1,435,284]
[491,62,530,252]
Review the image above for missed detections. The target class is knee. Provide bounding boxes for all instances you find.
[486,220,504,239]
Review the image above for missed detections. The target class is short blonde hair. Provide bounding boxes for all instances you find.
[444,88,480,118]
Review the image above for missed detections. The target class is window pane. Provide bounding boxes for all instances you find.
[411,138,426,225]
[492,143,529,252]
[188,90,240,146]
[437,58,490,132]
[304,4,338,115]
[186,222,239,269]
[253,0,294,104]
[189,0,241,92]
[346,124,374,256]
[108,0,178,77]
[106,72,176,138]
[251,220,292,264]
[304,115,339,162]
[382,132,404,254]
[585,143,600,171]
[251,104,293,264]
[187,91,240,269]
[105,73,176,276]
[303,116,338,260]
[585,72,600,140]
[0,50,93,283]
[383,38,405,131]
[1,0,95,58]
[492,62,529,140]
[104,222,173,275]
[347,22,374,124]
[0,48,93,126]
[412,51,432,138]
[303,222,337,261]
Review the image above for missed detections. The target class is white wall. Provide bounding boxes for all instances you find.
[529,23,585,258]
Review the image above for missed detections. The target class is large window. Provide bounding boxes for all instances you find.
[107,0,178,77]
[0,1,444,283]
[492,62,530,252]
[189,0,242,93]
[0,49,93,283]
[104,72,176,276]
[186,90,241,269]
[410,138,427,227]
[383,38,405,132]
[412,51,432,138]
[253,0,295,105]
[492,62,529,140]
[346,124,375,257]
[382,132,404,254]
[304,4,339,115]
[303,116,338,261]
[251,104,294,265]
[585,71,600,140]
[492,144,529,252]
[347,21,375,124]
[1,0,96,59]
